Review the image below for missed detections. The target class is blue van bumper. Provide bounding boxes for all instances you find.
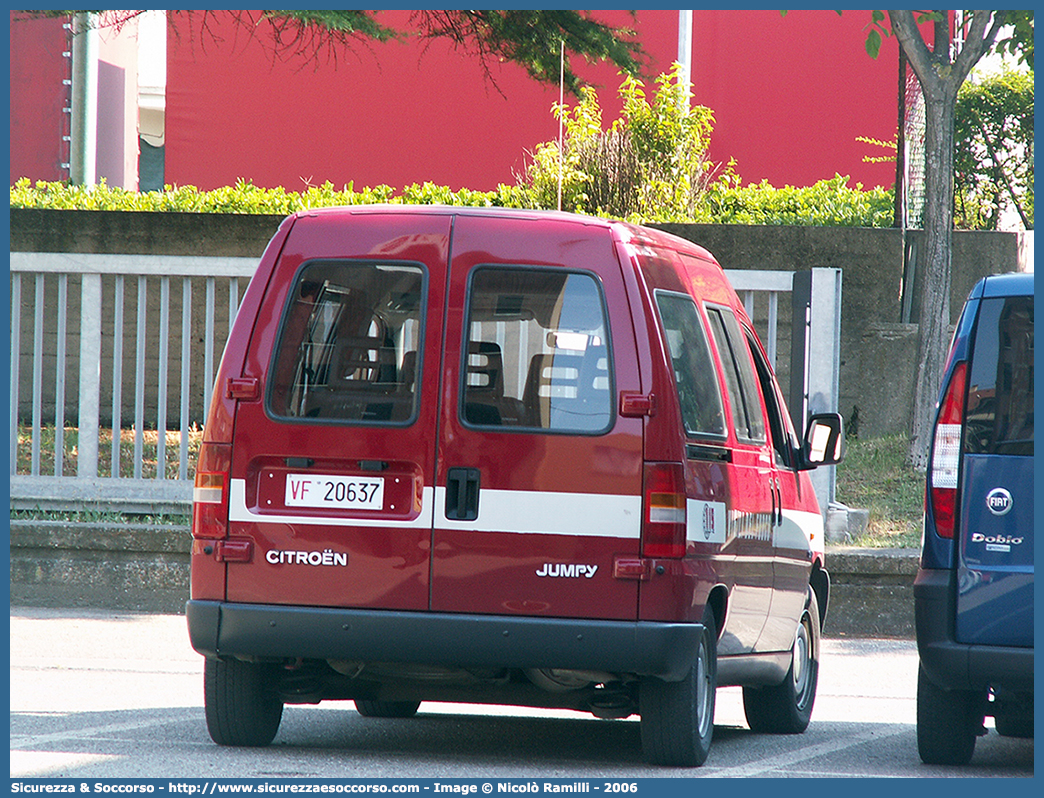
[186,600,702,682]
[914,569,1034,693]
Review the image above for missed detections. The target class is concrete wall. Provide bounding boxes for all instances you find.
[654,223,1028,437]
[8,519,918,636]
[10,209,1029,438]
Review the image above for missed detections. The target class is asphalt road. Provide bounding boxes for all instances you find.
[9,607,1033,780]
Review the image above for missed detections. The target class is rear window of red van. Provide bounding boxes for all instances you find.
[462,266,613,433]
[268,260,425,424]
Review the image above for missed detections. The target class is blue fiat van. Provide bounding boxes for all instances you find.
[915,271,1034,765]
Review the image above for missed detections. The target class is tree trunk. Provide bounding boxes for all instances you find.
[907,82,958,470]
[887,9,1001,471]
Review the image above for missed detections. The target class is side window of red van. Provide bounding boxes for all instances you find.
[463,267,613,434]
[706,306,767,444]
[268,260,425,424]
[744,326,799,468]
[653,291,727,438]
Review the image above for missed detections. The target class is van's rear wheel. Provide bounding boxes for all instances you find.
[204,658,284,747]
[916,664,982,765]
[743,589,820,734]
[993,703,1034,738]
[354,700,421,718]
[640,607,717,767]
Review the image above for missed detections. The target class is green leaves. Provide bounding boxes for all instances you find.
[704,175,893,227]
[264,10,397,42]
[10,173,894,228]
[865,29,882,59]
[415,10,645,96]
[7,178,532,214]
[863,10,889,59]
[11,141,895,229]
[522,65,728,220]
[954,67,1034,230]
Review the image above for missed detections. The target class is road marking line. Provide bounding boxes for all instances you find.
[10,710,201,748]
[708,724,910,777]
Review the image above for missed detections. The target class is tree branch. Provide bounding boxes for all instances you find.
[887,11,938,91]
[951,11,1001,83]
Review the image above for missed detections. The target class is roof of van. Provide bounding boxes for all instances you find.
[292,205,719,264]
[976,271,1034,298]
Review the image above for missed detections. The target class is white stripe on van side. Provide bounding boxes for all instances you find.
[776,508,825,555]
[435,487,642,538]
[228,478,641,538]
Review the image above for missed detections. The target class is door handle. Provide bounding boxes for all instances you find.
[446,467,481,521]
[773,478,783,527]
[770,480,778,529]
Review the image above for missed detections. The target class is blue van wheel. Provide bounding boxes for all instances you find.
[993,702,1033,739]
[916,665,983,765]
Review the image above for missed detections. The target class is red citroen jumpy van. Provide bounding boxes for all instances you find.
[187,207,843,766]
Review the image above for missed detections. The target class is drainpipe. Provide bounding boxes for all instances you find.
[69,12,98,186]
[677,10,693,111]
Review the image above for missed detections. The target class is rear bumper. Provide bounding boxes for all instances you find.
[914,568,1033,693]
[186,600,702,681]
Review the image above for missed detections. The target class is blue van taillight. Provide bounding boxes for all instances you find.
[928,361,967,539]
[192,442,231,539]
[642,462,687,558]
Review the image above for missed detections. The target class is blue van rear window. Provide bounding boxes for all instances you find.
[965,295,1033,456]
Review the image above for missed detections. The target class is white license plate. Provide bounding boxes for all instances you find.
[284,473,384,510]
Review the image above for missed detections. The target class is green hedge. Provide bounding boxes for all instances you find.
[10,174,895,228]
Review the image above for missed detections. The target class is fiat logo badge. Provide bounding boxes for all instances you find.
[986,488,1013,516]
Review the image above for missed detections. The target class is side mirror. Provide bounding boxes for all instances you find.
[799,413,845,469]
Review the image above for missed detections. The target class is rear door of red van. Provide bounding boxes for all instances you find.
[224,211,450,611]
[429,214,644,620]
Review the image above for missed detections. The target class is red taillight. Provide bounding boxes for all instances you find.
[192,442,231,540]
[642,462,687,559]
[929,361,967,539]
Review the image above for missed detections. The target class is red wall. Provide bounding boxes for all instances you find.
[9,10,900,193]
[9,14,70,184]
[691,9,899,188]
[164,10,899,193]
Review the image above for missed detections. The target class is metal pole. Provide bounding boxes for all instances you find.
[677,10,693,111]
[557,39,564,212]
[69,12,98,186]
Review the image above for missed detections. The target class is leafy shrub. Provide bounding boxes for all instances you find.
[11,173,893,227]
[954,67,1033,231]
[705,174,894,227]
[520,64,729,220]
[9,176,539,214]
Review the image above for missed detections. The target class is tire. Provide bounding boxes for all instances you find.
[640,606,717,767]
[743,588,820,734]
[354,700,421,718]
[204,657,284,747]
[994,704,1034,738]
[916,664,983,765]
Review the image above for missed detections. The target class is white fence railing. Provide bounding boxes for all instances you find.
[10,253,840,514]
[10,253,256,513]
